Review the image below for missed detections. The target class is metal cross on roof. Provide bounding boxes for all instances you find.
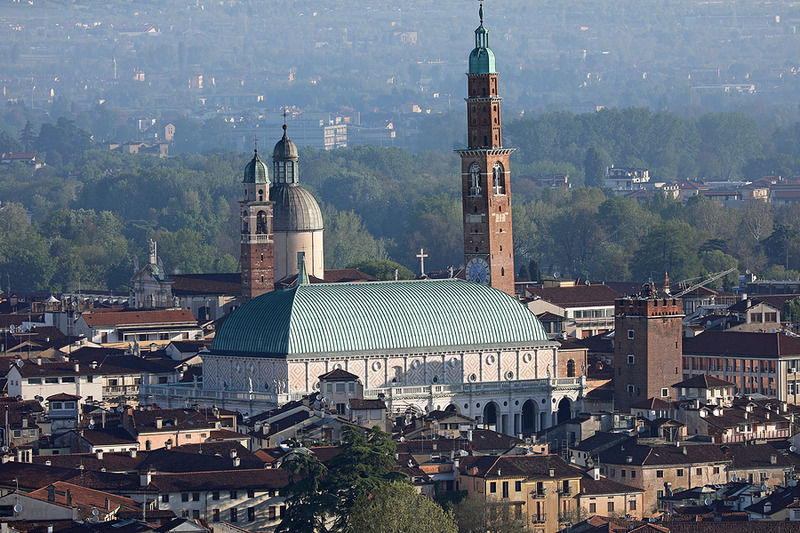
[416,248,428,276]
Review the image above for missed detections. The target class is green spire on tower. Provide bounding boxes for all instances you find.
[469,2,496,74]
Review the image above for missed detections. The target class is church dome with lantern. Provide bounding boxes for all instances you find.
[270,124,324,281]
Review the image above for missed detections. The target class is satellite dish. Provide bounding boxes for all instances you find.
[276,436,284,444]
[790,446,797,453]
[704,498,712,506]
[762,484,768,491]
[731,475,738,482]
[92,509,99,516]
[13,504,22,513]
[16,360,22,368]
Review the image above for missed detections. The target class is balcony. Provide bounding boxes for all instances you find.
[530,514,547,524]
[530,490,547,499]
[557,487,573,497]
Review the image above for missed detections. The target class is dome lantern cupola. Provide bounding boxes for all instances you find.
[469,3,496,75]
[273,124,299,185]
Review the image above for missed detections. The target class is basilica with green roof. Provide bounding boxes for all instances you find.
[144,5,586,436]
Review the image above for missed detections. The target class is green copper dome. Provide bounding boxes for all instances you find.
[243,149,269,184]
[469,4,496,74]
[210,279,550,358]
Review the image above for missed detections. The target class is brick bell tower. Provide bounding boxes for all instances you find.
[457,3,515,297]
[240,148,275,302]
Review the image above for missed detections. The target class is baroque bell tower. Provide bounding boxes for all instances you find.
[457,4,515,297]
[240,148,275,302]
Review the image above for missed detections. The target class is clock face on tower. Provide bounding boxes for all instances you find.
[466,257,490,285]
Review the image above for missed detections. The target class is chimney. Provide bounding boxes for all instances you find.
[682,447,688,455]
[73,362,79,372]
[46,526,52,533]
[230,449,238,459]
[592,467,600,481]
[129,449,137,458]
[233,457,240,468]
[96,449,104,460]
[139,470,152,487]
[549,468,555,477]
[47,485,55,502]
[155,417,163,429]
[771,454,778,465]
[467,430,473,442]
[36,358,41,366]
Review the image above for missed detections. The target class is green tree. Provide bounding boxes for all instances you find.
[346,482,457,533]
[322,205,388,269]
[450,496,531,533]
[346,259,415,280]
[632,220,700,282]
[277,452,336,533]
[583,146,605,188]
[783,296,800,325]
[323,426,403,531]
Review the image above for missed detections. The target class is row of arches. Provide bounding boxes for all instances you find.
[440,397,572,436]
[468,162,506,196]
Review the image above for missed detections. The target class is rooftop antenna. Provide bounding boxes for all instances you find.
[254,134,258,154]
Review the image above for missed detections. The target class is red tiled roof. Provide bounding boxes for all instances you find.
[81,310,197,327]
[27,481,140,511]
[526,284,621,308]
[149,469,288,492]
[318,369,359,381]
[684,331,800,357]
[170,273,242,296]
[672,375,735,389]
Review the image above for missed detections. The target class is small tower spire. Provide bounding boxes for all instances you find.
[479,2,483,24]
[297,252,309,285]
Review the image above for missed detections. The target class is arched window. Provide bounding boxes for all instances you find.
[567,359,576,377]
[145,440,151,451]
[492,162,506,195]
[256,211,268,234]
[258,189,264,202]
[469,163,481,196]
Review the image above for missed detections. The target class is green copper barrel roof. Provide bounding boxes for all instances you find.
[211,279,549,357]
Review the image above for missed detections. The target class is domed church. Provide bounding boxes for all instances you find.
[270,125,324,281]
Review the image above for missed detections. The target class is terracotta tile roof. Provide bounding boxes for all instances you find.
[149,469,288,492]
[0,462,83,490]
[672,375,735,389]
[128,408,219,433]
[309,446,342,463]
[318,369,359,381]
[728,299,779,313]
[667,522,800,533]
[13,361,94,377]
[78,427,138,446]
[599,443,730,467]
[525,284,621,308]
[630,397,673,410]
[580,473,644,495]
[683,331,800,357]
[349,399,385,410]
[169,273,242,296]
[459,454,580,479]
[27,481,140,511]
[81,310,197,327]
[323,269,378,283]
[33,451,143,472]
[47,393,82,401]
[721,443,796,469]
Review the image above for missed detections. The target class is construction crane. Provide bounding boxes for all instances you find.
[673,267,737,298]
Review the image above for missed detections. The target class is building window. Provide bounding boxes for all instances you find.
[696,468,702,476]
[608,502,614,513]
[627,385,635,395]
[212,492,220,500]
[230,491,238,500]
[230,508,237,523]
[248,489,255,498]
[628,330,635,339]
[192,510,200,519]
[621,470,626,478]
[589,503,596,513]
[677,469,684,477]
[181,493,189,502]
[566,359,576,377]
[631,471,636,479]
[269,506,276,520]
[489,482,496,493]
[492,162,506,195]
[656,470,663,478]
[28,378,41,385]
[515,481,521,492]
[627,355,635,365]
[713,467,720,475]
[192,493,200,502]
[661,388,669,397]
[629,500,637,511]
[161,495,169,503]
[212,509,219,522]
[248,507,255,521]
